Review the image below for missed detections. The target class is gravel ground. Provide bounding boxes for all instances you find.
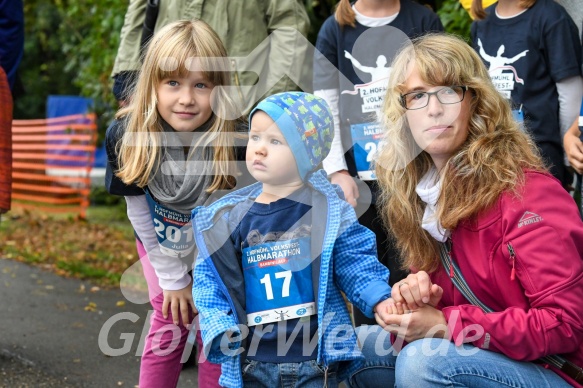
[0,351,77,387]
[0,259,197,387]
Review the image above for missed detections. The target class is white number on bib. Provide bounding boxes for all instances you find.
[259,270,292,300]
[153,219,194,244]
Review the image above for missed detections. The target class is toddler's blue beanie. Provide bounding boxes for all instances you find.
[249,92,334,181]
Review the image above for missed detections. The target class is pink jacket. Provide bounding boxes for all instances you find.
[432,171,583,386]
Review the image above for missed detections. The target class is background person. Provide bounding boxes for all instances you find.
[112,0,310,112]
[350,33,583,387]
[461,0,496,18]
[0,0,24,215]
[471,0,583,188]
[558,0,583,182]
[313,0,443,326]
[564,118,583,174]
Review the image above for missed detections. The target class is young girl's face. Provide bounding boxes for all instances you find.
[156,71,215,132]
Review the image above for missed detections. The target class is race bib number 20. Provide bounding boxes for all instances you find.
[145,191,195,258]
[351,122,386,181]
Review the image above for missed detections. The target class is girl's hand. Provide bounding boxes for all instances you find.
[563,121,583,174]
[392,271,443,310]
[379,304,449,343]
[330,170,359,207]
[162,281,197,326]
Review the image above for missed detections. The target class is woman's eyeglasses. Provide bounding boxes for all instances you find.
[400,86,469,110]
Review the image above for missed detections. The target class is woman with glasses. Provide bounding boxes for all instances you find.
[349,33,583,387]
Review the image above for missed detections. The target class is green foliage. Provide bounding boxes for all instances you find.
[89,185,123,206]
[15,1,79,119]
[16,0,473,131]
[437,0,472,40]
[16,0,126,140]
[88,186,129,225]
[57,0,126,129]
[304,0,337,44]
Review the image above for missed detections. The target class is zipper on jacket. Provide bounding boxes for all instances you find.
[507,243,516,281]
[448,240,454,278]
[317,191,333,369]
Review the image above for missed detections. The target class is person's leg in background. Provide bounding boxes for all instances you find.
[0,67,13,217]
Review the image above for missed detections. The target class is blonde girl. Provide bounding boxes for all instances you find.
[105,19,238,388]
[349,33,583,387]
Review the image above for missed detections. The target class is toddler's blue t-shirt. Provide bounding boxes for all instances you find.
[232,186,319,362]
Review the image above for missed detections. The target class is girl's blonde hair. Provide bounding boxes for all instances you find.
[335,0,356,28]
[471,0,536,20]
[116,19,236,192]
[375,33,544,272]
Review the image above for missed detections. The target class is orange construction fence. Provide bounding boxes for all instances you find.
[11,113,98,219]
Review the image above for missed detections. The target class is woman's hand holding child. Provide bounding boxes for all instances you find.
[374,272,449,342]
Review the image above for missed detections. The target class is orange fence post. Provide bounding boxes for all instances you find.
[11,113,98,219]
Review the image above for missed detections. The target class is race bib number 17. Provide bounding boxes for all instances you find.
[243,238,316,326]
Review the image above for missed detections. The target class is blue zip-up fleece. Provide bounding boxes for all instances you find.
[192,170,392,387]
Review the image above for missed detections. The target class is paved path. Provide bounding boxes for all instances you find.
[0,259,197,387]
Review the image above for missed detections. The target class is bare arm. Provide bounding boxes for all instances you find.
[564,118,583,174]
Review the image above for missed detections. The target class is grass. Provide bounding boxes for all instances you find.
[0,203,140,288]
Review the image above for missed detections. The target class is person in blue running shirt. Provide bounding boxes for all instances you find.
[471,0,583,188]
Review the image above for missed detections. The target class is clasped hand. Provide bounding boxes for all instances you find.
[373,271,449,343]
